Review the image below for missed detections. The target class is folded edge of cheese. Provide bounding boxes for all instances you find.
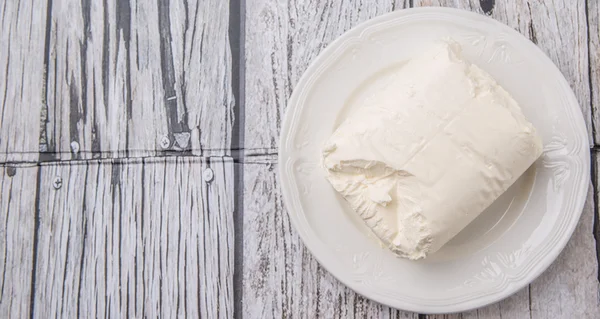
[322,41,543,260]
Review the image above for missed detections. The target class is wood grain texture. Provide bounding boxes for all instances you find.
[41,0,234,160]
[243,0,408,155]
[589,0,600,143]
[423,288,532,319]
[30,157,234,318]
[243,156,418,319]
[0,0,48,162]
[413,0,593,145]
[242,1,420,317]
[0,165,38,318]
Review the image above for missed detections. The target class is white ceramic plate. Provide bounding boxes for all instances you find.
[279,7,590,314]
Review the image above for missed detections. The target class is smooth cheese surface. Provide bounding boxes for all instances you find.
[322,41,543,260]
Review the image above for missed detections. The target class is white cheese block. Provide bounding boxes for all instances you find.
[322,41,543,260]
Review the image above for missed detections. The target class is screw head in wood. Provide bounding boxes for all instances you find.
[203,168,214,183]
[53,177,63,189]
[160,136,171,149]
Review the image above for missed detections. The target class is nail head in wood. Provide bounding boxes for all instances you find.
[160,136,171,149]
[70,141,80,153]
[53,177,63,189]
[203,168,214,183]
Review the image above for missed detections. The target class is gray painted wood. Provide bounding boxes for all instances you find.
[0,0,48,162]
[0,157,234,318]
[40,0,234,160]
[243,156,418,319]
[0,165,38,318]
[242,1,420,317]
[243,0,408,155]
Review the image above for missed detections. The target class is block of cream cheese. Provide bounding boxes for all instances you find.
[322,41,543,260]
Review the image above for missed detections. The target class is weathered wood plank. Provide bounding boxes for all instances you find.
[0,164,38,318]
[30,157,234,318]
[244,0,408,155]
[41,0,234,160]
[589,0,600,143]
[413,0,593,144]
[0,0,48,162]
[242,1,420,317]
[243,157,418,318]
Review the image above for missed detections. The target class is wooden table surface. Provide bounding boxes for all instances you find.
[1,0,599,318]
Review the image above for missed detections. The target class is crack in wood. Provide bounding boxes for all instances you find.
[115,0,132,122]
[28,168,42,318]
[75,184,88,319]
[39,0,54,158]
[60,222,72,317]
[527,3,538,45]
[158,0,191,153]
[0,177,12,303]
[592,152,600,283]
[228,0,245,317]
[586,0,597,145]
[68,74,82,161]
[101,0,110,124]
[3,146,280,163]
